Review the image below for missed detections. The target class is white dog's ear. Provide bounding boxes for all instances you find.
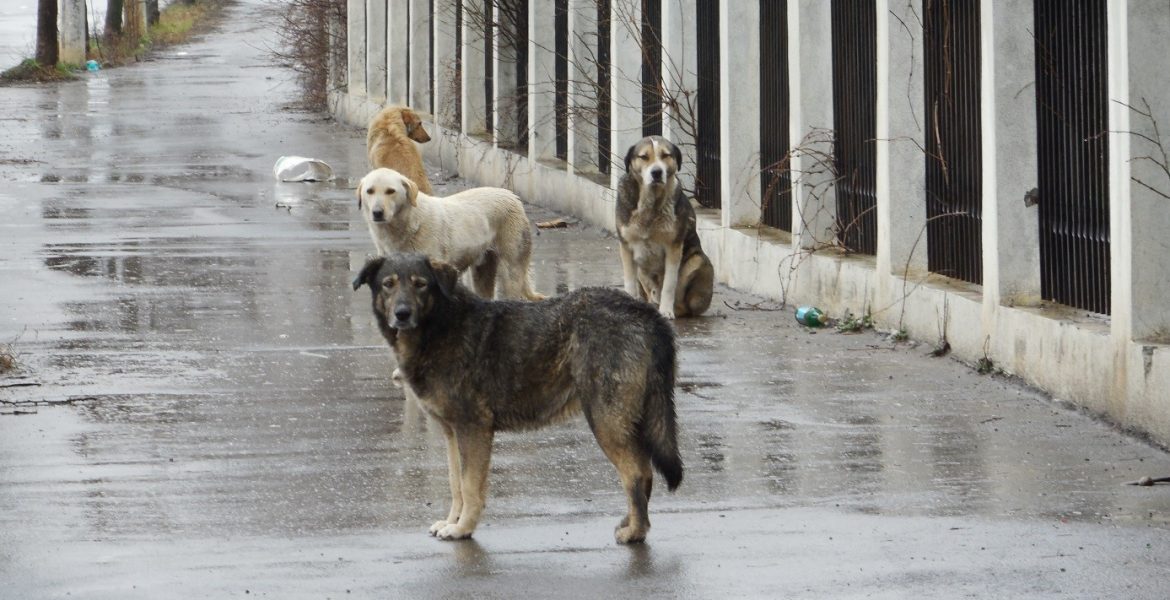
[355,184,363,209]
[427,258,459,299]
[404,177,419,207]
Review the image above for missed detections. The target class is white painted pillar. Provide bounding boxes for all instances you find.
[609,0,644,185]
[790,0,837,250]
[462,0,488,136]
[1118,0,1170,342]
[367,0,388,102]
[567,0,598,172]
[387,0,410,104]
[493,2,516,147]
[409,0,433,112]
[347,0,368,98]
[718,0,760,228]
[984,0,1041,306]
[59,0,87,65]
[661,0,697,192]
[433,0,459,128]
[528,0,557,159]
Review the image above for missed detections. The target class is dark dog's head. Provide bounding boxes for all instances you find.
[352,253,460,330]
[624,136,682,188]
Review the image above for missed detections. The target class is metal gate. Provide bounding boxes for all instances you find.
[695,0,720,208]
[1034,0,1110,314]
[759,0,791,231]
[642,0,662,137]
[597,0,612,174]
[513,0,529,150]
[924,0,983,284]
[555,0,569,160]
[429,0,435,113]
[454,0,463,128]
[830,0,877,255]
[484,0,494,136]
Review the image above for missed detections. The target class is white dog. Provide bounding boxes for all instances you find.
[356,168,544,301]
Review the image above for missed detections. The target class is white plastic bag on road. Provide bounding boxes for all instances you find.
[273,156,335,182]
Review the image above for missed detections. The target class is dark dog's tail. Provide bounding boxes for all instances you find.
[641,324,683,491]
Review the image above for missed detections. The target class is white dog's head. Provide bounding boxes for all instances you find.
[357,168,420,224]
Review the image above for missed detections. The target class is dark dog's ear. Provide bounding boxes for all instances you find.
[670,142,683,170]
[352,257,386,291]
[624,143,638,173]
[427,258,460,299]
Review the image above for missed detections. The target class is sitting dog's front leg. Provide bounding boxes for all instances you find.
[657,243,683,320]
[429,421,464,536]
[436,427,494,541]
[619,241,641,299]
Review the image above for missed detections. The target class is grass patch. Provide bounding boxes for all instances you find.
[89,0,228,67]
[836,311,875,334]
[0,59,78,83]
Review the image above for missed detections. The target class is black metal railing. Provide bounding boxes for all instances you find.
[760,0,791,231]
[598,0,612,174]
[513,0,529,151]
[429,0,435,113]
[924,0,983,284]
[830,0,877,255]
[642,0,663,137]
[484,0,495,136]
[695,0,720,208]
[1034,0,1110,314]
[454,0,463,129]
[555,0,569,159]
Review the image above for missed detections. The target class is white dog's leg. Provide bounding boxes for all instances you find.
[430,422,464,535]
[619,242,640,298]
[657,244,683,320]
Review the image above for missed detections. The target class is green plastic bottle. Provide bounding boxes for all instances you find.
[795,306,828,327]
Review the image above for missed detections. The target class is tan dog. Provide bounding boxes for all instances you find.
[356,168,543,301]
[367,105,434,194]
[617,136,714,319]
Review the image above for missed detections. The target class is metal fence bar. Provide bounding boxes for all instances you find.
[759,0,791,231]
[514,0,528,150]
[695,0,720,208]
[597,0,612,174]
[924,0,983,284]
[1034,0,1110,314]
[484,0,494,136]
[642,0,663,137]
[830,0,877,255]
[555,0,569,159]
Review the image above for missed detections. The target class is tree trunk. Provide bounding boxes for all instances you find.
[36,0,59,66]
[105,0,124,38]
[147,0,160,26]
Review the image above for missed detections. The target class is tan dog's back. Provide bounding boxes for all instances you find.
[367,106,434,194]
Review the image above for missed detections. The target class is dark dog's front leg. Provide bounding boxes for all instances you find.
[434,427,494,541]
[429,420,464,536]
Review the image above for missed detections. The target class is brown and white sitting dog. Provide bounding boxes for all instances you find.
[616,136,714,319]
[367,105,434,194]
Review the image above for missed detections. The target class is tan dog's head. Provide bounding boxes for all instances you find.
[624,135,682,188]
[352,254,460,330]
[399,107,431,143]
[356,168,420,224]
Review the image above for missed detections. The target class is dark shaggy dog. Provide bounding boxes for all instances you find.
[354,253,683,544]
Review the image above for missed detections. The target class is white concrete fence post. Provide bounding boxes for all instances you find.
[59,0,87,66]
[566,0,598,173]
[528,0,557,159]
[718,0,761,229]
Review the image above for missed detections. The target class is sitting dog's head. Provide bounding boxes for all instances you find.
[352,253,460,330]
[624,136,682,189]
[356,168,421,224]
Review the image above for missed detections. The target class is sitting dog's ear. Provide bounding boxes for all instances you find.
[404,177,419,206]
[352,257,386,291]
[624,143,638,173]
[427,258,460,299]
[355,183,363,209]
[670,142,683,171]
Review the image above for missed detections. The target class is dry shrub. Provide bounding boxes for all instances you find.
[267,0,347,109]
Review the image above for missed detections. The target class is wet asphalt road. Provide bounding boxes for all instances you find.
[2,2,1170,598]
